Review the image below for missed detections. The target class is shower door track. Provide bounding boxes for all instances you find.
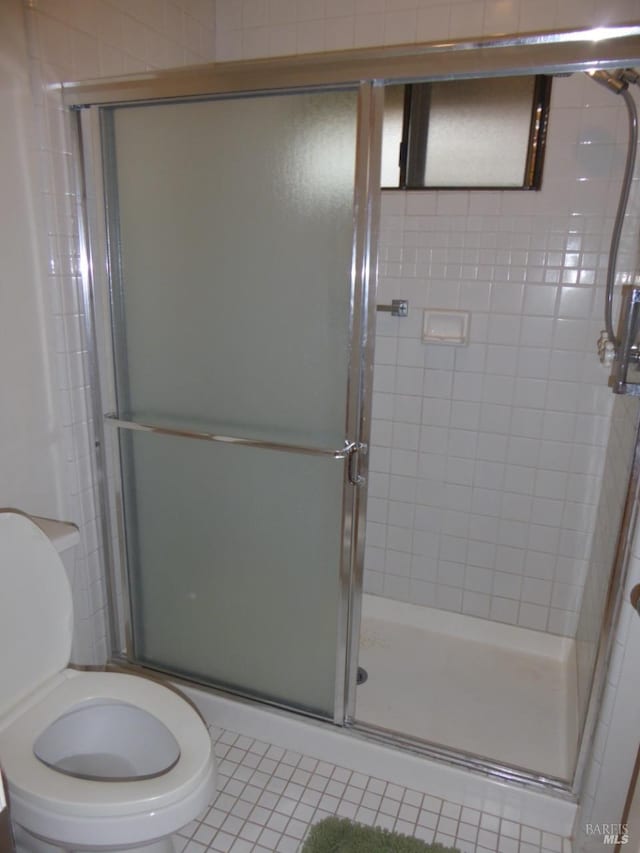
[71,23,640,806]
[63,25,640,108]
[349,721,574,799]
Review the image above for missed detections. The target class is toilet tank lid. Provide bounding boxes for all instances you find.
[0,512,73,719]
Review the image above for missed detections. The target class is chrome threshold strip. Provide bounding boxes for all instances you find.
[349,720,574,799]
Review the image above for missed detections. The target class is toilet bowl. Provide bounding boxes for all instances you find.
[0,512,216,852]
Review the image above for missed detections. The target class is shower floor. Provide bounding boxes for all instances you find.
[355,595,578,780]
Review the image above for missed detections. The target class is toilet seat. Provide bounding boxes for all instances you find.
[0,669,215,848]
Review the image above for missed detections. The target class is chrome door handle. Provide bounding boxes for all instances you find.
[347,442,367,486]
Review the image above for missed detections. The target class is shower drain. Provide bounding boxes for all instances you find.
[357,666,368,685]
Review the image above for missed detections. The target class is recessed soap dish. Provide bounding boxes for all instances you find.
[422,309,470,346]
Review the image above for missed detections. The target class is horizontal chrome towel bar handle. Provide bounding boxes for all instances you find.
[104,414,364,461]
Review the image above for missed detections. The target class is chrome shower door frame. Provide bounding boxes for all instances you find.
[70,23,640,802]
[75,81,383,727]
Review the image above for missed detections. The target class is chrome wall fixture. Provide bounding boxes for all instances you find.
[376,299,409,317]
[612,286,640,395]
[69,23,640,806]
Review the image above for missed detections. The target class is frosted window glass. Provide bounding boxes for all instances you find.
[107,89,359,717]
[425,77,534,187]
[381,77,542,189]
[380,85,404,188]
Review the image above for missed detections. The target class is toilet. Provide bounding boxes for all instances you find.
[0,511,216,853]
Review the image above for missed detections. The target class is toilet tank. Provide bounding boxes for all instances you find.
[0,512,76,718]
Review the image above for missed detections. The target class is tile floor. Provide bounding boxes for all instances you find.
[174,727,572,853]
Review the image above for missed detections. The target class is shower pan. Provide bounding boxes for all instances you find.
[69,25,640,805]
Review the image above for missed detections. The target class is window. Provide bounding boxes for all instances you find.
[381,75,551,190]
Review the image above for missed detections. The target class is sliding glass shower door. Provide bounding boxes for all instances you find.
[100,88,369,720]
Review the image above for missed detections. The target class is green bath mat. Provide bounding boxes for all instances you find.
[301,816,460,853]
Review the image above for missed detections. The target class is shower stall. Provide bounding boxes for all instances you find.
[356,66,640,783]
[70,26,640,804]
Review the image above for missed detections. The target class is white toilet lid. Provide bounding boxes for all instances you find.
[0,512,72,717]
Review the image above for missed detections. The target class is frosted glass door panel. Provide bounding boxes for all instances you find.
[110,91,358,443]
[105,88,360,718]
[122,432,344,716]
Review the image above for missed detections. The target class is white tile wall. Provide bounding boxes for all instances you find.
[0,2,67,522]
[363,72,640,638]
[20,0,216,662]
[214,0,640,60]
